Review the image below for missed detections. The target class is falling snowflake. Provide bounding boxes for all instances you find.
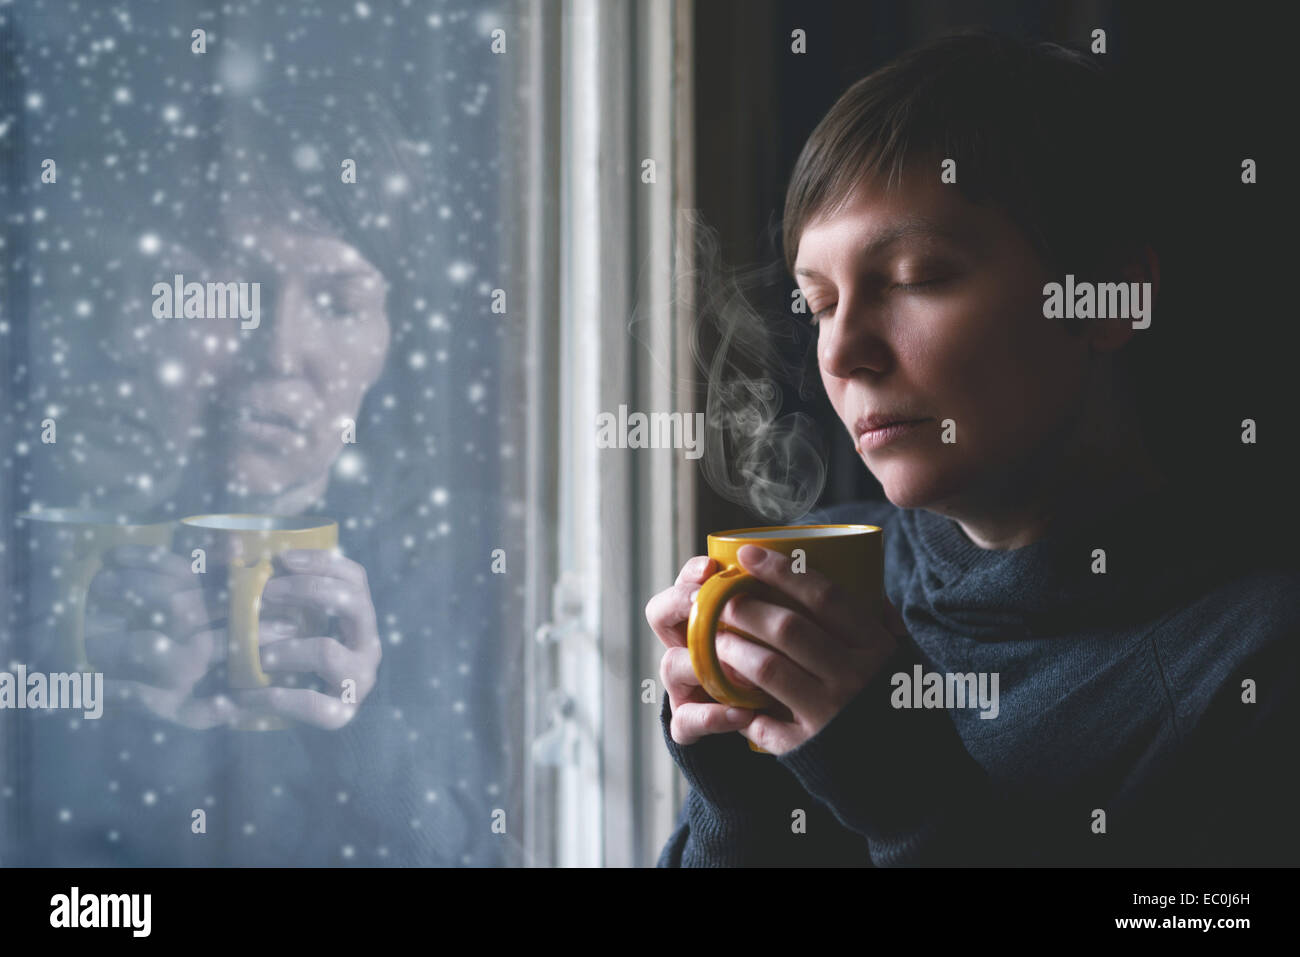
[335,450,364,479]
[158,360,184,385]
[293,144,322,172]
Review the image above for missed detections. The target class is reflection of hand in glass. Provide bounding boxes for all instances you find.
[240,548,382,729]
[84,543,380,730]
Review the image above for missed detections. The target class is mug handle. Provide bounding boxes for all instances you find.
[687,566,779,754]
[64,553,103,672]
[227,556,274,689]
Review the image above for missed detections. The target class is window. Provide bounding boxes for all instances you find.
[1,0,692,867]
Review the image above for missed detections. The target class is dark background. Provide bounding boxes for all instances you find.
[691,0,1296,546]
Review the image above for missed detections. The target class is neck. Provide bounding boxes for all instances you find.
[150,461,331,518]
[235,471,331,516]
[933,364,1166,551]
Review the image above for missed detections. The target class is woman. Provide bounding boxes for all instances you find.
[648,30,1299,866]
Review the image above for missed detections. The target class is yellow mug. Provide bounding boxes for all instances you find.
[16,509,173,671]
[179,514,338,731]
[687,524,883,753]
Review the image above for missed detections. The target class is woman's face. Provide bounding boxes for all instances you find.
[794,165,1093,513]
[60,209,390,509]
[212,214,391,500]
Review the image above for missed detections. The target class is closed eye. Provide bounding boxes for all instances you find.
[893,277,947,291]
[809,277,949,323]
[312,276,384,319]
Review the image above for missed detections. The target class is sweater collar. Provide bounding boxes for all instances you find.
[898,478,1204,638]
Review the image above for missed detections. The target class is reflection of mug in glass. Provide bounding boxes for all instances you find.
[15,509,173,671]
[178,514,338,697]
[687,524,883,754]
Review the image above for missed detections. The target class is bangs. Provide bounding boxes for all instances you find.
[782,30,1143,279]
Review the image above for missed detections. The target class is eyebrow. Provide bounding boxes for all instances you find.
[794,218,963,279]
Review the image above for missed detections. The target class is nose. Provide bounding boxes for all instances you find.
[262,276,312,377]
[817,297,892,381]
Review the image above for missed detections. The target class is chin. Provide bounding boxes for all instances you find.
[225,455,300,495]
[869,458,969,512]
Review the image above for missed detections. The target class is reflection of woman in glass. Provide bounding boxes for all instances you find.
[8,2,525,868]
[12,61,501,866]
[38,94,411,731]
[84,202,396,730]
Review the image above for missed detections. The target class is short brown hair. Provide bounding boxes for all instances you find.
[782,29,1155,280]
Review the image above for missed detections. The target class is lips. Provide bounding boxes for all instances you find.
[236,406,304,433]
[855,413,929,434]
[228,380,325,448]
[854,414,931,453]
[105,412,163,443]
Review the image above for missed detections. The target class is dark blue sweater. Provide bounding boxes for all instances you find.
[658,480,1300,866]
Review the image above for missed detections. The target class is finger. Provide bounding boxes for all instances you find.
[105,678,241,730]
[88,569,214,635]
[273,549,368,589]
[736,712,792,755]
[84,610,129,637]
[660,640,761,709]
[166,621,295,670]
[257,619,302,645]
[184,619,307,670]
[102,544,195,579]
[84,629,211,690]
[718,593,842,684]
[711,628,822,713]
[258,635,369,692]
[232,687,358,731]
[644,583,699,649]
[735,545,862,642]
[673,555,718,587]
[260,574,379,653]
[659,645,703,699]
[668,700,755,747]
[173,693,245,731]
[88,567,169,605]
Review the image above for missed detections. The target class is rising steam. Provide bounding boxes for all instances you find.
[684,212,828,523]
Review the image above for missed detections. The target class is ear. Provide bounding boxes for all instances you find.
[1089,242,1159,354]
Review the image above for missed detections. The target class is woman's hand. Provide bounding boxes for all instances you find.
[646,555,764,747]
[708,544,907,755]
[228,548,382,730]
[87,545,381,730]
[86,543,231,728]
